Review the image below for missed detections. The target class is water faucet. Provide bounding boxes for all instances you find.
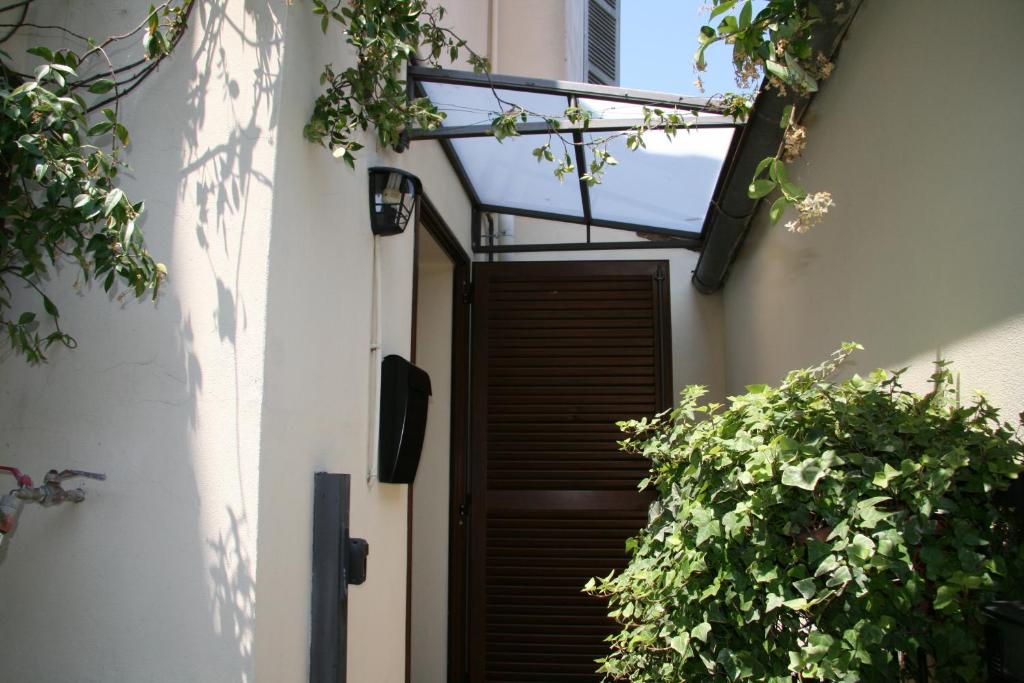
[0,466,106,549]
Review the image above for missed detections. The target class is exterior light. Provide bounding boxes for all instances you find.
[368,167,421,236]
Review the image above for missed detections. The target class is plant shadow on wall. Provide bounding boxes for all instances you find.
[208,506,257,674]
[588,345,1024,682]
[177,0,279,346]
[146,0,283,678]
[171,0,282,522]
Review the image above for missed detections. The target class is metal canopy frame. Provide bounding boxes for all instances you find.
[406,66,745,254]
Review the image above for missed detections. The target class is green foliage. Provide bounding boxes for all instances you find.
[588,345,1024,681]
[0,1,191,363]
[303,0,489,167]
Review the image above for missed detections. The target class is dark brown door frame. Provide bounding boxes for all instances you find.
[405,195,472,683]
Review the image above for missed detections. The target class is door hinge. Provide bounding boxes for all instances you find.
[654,265,666,282]
[462,280,473,305]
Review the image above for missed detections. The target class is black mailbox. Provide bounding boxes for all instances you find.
[377,354,432,484]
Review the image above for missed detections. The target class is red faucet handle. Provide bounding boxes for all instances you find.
[0,466,32,488]
[0,493,20,533]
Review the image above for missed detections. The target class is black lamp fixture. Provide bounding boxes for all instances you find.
[368,167,422,236]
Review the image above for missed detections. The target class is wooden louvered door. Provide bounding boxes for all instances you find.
[467,261,672,682]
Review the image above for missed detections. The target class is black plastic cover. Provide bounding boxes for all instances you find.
[346,538,369,586]
[378,354,432,484]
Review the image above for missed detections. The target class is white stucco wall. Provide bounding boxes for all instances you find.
[0,2,480,682]
[252,6,479,683]
[723,0,1024,421]
[494,0,570,80]
[0,1,282,680]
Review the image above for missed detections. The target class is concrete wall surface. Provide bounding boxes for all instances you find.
[723,0,1024,421]
[0,1,284,681]
[15,2,1018,682]
[0,1,479,682]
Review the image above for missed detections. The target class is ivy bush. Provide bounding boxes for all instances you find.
[588,345,1024,681]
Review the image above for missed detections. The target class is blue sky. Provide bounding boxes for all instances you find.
[620,0,758,96]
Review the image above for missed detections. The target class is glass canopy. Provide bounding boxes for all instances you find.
[408,66,743,253]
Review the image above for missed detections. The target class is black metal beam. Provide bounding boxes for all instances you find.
[475,202,703,240]
[408,116,740,140]
[571,128,593,242]
[471,206,482,252]
[310,472,351,683]
[476,238,701,254]
[410,65,723,113]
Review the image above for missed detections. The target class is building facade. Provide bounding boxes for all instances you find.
[0,1,1021,682]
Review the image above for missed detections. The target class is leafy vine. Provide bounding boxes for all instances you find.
[0,0,193,362]
[700,0,846,232]
[303,0,490,167]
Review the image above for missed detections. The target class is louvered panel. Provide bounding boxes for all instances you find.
[470,261,671,681]
[483,509,647,679]
[587,0,619,85]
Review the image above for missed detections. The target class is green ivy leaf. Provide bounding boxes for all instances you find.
[748,179,777,200]
[88,79,116,94]
[670,632,690,657]
[793,577,817,600]
[933,584,959,611]
[103,188,124,216]
[709,1,738,20]
[781,457,826,490]
[847,533,876,565]
[769,196,788,225]
[42,296,58,317]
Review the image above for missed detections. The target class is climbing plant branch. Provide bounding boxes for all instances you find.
[303,0,490,167]
[0,1,193,363]
[699,0,846,232]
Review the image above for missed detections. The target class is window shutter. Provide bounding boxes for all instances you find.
[586,0,620,85]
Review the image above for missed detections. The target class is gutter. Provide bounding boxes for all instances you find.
[692,0,864,294]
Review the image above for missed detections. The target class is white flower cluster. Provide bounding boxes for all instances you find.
[785,192,835,234]
[783,124,807,161]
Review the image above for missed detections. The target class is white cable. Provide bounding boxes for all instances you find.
[366,234,383,486]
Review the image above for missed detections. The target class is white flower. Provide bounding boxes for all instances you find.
[785,192,835,233]
[783,124,807,161]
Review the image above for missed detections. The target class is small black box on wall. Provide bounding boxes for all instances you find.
[378,354,432,484]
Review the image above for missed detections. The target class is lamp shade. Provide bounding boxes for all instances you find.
[368,167,422,236]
